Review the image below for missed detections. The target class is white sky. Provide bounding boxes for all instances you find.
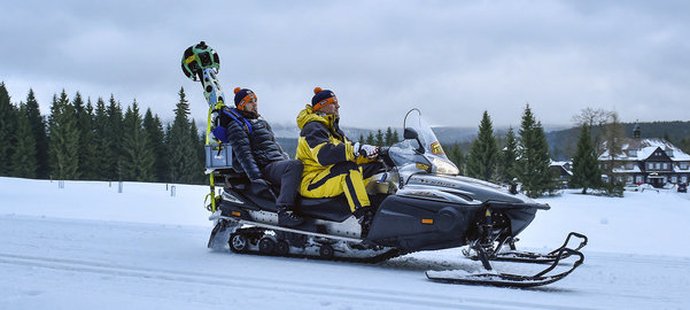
[1,1,688,128]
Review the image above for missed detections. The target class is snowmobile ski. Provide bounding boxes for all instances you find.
[426,247,585,288]
[465,232,588,264]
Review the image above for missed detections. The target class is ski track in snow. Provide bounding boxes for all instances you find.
[2,214,689,309]
[2,178,690,309]
[0,252,584,310]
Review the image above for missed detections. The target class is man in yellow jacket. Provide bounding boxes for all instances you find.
[295,87,381,237]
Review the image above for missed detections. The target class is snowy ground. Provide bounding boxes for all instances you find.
[1,177,689,309]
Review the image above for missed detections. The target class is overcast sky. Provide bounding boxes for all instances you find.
[1,1,689,129]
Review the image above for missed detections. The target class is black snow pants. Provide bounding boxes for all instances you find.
[261,159,304,209]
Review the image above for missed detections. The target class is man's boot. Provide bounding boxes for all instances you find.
[277,206,304,227]
[354,207,375,238]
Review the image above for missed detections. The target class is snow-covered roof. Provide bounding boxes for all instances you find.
[550,160,571,167]
[550,160,573,176]
[613,166,642,173]
[598,138,690,162]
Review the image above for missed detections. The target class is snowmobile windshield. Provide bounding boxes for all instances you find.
[388,109,459,175]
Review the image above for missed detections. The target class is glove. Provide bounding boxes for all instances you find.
[361,144,379,159]
[353,142,379,159]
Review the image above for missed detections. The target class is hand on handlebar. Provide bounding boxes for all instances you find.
[353,142,379,159]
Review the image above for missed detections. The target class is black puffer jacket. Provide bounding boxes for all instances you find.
[221,108,288,180]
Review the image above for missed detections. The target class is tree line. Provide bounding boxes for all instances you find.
[455,106,629,197]
[0,82,206,184]
[358,127,401,147]
[352,105,557,198]
[0,81,636,197]
[452,105,556,198]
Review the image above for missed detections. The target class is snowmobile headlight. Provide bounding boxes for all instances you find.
[432,157,459,175]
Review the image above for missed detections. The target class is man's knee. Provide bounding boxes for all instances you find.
[287,160,303,172]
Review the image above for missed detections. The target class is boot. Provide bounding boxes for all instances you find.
[354,207,375,238]
[277,206,304,227]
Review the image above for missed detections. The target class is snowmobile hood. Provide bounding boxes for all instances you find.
[296,105,336,130]
[406,174,541,206]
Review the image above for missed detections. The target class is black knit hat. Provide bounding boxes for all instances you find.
[311,87,337,111]
[233,87,256,109]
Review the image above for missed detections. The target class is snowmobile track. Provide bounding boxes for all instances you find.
[0,252,595,310]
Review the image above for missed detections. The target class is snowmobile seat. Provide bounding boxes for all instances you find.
[297,195,353,222]
[220,168,352,222]
[222,170,249,185]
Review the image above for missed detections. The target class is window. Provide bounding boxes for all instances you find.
[627,176,633,184]
[682,176,688,184]
[662,163,668,170]
[625,163,634,170]
[647,162,653,170]
[681,163,689,170]
[635,175,643,184]
[655,163,661,169]
[628,149,637,157]
[672,176,678,183]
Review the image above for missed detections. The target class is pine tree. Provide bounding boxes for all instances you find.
[446,143,465,175]
[571,124,601,194]
[384,127,393,146]
[73,93,98,179]
[375,129,384,146]
[143,108,167,182]
[167,87,199,184]
[105,95,124,180]
[515,104,555,197]
[190,120,205,184]
[365,132,375,145]
[358,133,365,144]
[48,90,80,180]
[497,127,518,184]
[10,103,37,178]
[25,89,50,178]
[466,111,498,181]
[92,97,112,180]
[0,82,17,175]
[121,101,154,181]
[391,130,400,145]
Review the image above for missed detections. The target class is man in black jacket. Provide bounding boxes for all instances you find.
[219,87,303,227]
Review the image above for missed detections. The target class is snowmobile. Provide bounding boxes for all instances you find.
[182,41,587,288]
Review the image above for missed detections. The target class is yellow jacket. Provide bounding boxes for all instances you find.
[295,105,358,184]
[296,105,378,206]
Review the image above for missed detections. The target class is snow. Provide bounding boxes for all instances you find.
[2,177,690,309]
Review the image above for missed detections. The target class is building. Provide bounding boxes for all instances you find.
[550,160,573,188]
[598,124,690,188]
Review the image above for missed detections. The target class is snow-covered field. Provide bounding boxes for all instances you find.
[1,177,689,309]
